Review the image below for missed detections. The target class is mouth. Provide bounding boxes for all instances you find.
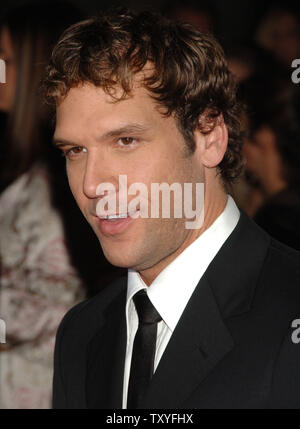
[94,210,140,235]
[98,211,135,220]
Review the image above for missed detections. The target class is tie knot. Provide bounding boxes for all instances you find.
[133,290,162,325]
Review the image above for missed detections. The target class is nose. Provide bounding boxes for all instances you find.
[83,151,113,199]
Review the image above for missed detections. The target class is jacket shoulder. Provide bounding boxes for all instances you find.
[266,237,300,289]
[57,275,127,341]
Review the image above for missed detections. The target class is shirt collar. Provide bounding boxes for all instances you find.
[127,195,240,332]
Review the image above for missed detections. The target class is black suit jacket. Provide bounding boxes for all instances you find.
[53,210,300,408]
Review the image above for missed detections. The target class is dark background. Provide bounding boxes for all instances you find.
[1,0,299,47]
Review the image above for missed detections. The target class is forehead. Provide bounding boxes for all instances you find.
[55,81,170,137]
[56,62,158,115]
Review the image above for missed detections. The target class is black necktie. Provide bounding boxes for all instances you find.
[127,289,162,409]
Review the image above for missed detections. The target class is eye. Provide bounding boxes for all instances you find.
[63,146,87,159]
[117,137,137,147]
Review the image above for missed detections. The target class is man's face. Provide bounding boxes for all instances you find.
[54,82,205,279]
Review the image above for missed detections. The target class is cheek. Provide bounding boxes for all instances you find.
[66,164,83,203]
[127,162,163,192]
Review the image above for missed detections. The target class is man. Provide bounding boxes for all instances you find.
[43,10,300,408]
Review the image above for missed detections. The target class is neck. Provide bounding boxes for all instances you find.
[139,178,228,286]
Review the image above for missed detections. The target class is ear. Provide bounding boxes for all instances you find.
[193,114,228,168]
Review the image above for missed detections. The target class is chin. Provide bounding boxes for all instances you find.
[101,247,139,269]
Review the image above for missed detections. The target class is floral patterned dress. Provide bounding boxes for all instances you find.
[0,165,85,408]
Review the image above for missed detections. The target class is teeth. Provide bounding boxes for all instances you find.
[100,213,128,220]
[98,210,139,220]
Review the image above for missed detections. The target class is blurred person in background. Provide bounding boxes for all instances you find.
[0,0,124,409]
[226,42,286,209]
[240,76,300,250]
[255,4,300,70]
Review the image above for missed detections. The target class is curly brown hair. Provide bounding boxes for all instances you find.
[42,9,244,185]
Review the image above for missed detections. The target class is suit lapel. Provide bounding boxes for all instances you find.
[142,211,271,408]
[141,276,234,408]
[85,211,271,409]
[86,285,127,409]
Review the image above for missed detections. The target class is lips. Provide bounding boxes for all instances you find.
[94,210,140,235]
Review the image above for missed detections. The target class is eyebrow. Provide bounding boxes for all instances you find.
[99,124,151,140]
[53,123,151,147]
[53,138,75,148]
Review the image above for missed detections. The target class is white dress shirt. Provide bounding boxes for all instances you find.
[122,194,240,408]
